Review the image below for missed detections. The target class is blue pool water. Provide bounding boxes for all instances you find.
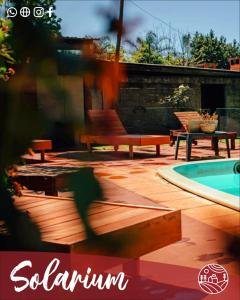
[174,160,240,197]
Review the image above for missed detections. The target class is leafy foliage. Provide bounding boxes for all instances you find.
[190,30,240,69]
[130,31,171,64]
[6,0,60,70]
[159,84,192,107]
[200,112,218,121]
[162,54,183,66]
[126,29,239,69]
[95,36,127,62]
[0,18,15,81]
[179,33,191,65]
[0,169,42,250]
[10,0,61,35]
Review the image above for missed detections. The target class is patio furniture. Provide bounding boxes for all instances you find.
[32,139,53,162]
[170,111,237,149]
[14,164,80,196]
[0,195,181,256]
[80,110,170,159]
[175,131,231,161]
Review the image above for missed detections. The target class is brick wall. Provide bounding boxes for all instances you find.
[116,63,240,134]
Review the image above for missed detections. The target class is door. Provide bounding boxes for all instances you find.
[201,84,225,112]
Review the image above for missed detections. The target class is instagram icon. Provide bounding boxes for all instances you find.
[33,7,44,18]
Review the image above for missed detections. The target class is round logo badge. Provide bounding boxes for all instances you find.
[198,264,229,294]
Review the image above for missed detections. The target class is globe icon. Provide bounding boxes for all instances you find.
[20,7,31,18]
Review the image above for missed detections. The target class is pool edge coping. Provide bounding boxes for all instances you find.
[157,158,240,211]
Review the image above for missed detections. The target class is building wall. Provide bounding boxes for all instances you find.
[37,61,239,141]
[116,63,240,134]
[37,75,84,122]
[37,75,84,145]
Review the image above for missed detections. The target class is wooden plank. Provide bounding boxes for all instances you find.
[70,210,181,258]
[18,201,70,217]
[88,110,127,135]
[43,210,169,245]
[39,207,142,235]
[174,111,201,127]
[13,197,50,205]
[2,195,181,258]
[32,204,117,225]
[44,207,172,242]
[15,199,58,209]
[60,209,174,244]
[34,206,122,228]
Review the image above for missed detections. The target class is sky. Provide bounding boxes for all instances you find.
[56,0,240,44]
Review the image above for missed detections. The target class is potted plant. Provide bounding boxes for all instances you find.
[200,112,218,133]
[159,84,193,108]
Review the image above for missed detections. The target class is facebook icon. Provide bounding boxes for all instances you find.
[46,6,54,18]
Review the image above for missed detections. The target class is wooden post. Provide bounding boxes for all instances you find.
[231,137,235,150]
[156,145,160,156]
[225,137,231,158]
[129,145,134,159]
[87,143,92,152]
[175,136,181,160]
[212,137,219,156]
[186,135,192,161]
[40,150,45,162]
[115,0,124,63]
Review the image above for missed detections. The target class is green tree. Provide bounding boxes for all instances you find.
[8,0,61,34]
[179,33,191,66]
[4,0,61,68]
[96,36,127,62]
[0,17,15,81]
[130,31,171,64]
[190,30,240,69]
[162,54,183,66]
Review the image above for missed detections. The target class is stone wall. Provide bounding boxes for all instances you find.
[116,63,240,134]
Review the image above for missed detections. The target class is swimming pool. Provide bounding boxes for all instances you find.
[158,159,240,211]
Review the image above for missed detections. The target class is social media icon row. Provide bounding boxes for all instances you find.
[7,6,54,18]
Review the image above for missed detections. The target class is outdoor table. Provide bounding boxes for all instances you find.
[170,130,237,149]
[15,164,81,196]
[175,131,231,161]
[32,139,52,162]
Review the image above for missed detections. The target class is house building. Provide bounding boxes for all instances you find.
[36,40,240,143]
[228,57,240,72]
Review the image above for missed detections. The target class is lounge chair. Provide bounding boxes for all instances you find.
[80,109,170,158]
[170,111,237,149]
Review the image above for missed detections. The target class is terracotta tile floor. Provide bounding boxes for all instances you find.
[26,139,240,274]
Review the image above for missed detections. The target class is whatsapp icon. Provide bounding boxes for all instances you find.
[6,7,17,18]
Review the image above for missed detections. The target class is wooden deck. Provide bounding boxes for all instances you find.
[1,195,181,258]
[36,141,239,273]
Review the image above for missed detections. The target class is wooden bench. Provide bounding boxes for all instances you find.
[80,110,170,159]
[0,195,181,257]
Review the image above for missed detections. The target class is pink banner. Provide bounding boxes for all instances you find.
[0,252,239,300]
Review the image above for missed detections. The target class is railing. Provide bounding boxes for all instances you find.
[216,108,240,136]
[118,106,240,136]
